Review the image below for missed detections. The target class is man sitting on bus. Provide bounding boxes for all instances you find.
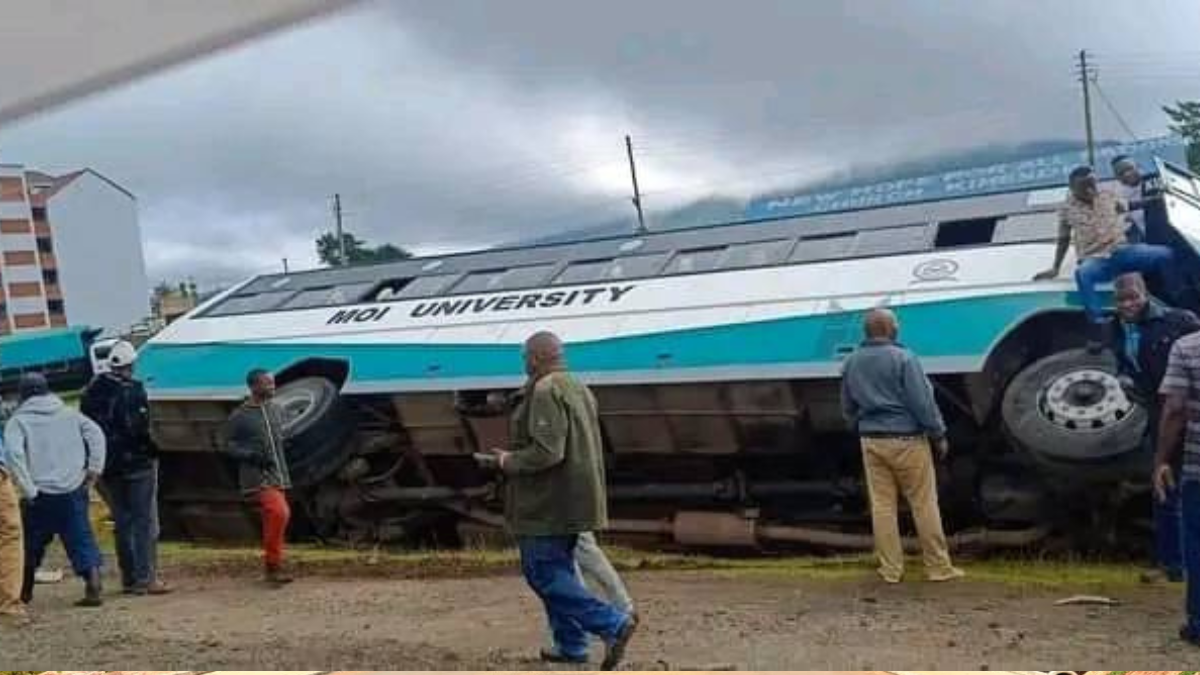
[1034,165,1175,350]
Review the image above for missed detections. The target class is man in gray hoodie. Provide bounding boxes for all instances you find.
[6,373,107,607]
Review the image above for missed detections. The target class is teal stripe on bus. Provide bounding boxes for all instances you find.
[139,291,1076,393]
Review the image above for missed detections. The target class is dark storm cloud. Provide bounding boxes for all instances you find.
[0,0,1197,287]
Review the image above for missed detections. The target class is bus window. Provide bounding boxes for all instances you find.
[208,290,295,316]
[555,253,667,285]
[663,247,725,275]
[390,273,460,299]
[854,224,934,256]
[282,282,376,309]
[453,264,555,294]
[790,234,854,263]
[554,260,608,285]
[719,239,792,270]
[994,212,1058,244]
[606,253,667,279]
[935,218,997,248]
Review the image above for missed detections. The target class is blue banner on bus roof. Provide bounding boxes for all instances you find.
[745,135,1189,221]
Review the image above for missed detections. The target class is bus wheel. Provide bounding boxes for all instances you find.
[274,376,355,487]
[1001,348,1146,469]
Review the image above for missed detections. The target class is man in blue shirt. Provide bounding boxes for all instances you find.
[841,308,964,584]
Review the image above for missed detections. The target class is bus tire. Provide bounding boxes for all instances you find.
[1001,349,1146,471]
[274,376,355,488]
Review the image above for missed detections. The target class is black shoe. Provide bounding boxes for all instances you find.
[20,566,33,604]
[540,648,588,665]
[75,569,103,608]
[601,614,639,671]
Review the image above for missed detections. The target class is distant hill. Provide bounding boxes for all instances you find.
[513,137,1108,246]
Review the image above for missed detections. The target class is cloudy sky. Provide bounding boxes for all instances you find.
[1,0,1199,287]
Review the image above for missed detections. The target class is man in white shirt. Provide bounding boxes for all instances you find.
[1111,155,1149,242]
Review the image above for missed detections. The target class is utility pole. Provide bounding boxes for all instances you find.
[282,258,289,274]
[625,134,647,234]
[1077,50,1097,167]
[333,193,347,266]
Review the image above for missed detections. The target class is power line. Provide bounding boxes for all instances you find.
[1091,79,1141,142]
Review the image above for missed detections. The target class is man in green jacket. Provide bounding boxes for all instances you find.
[478,331,638,670]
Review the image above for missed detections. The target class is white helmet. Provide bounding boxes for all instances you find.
[108,341,138,368]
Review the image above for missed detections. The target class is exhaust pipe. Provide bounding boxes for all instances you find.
[453,508,1049,551]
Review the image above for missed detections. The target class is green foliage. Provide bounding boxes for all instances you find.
[316,231,412,267]
[1164,100,1200,172]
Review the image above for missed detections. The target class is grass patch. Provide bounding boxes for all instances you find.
[147,540,1148,590]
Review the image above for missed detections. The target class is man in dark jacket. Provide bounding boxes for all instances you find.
[224,368,293,586]
[477,332,637,670]
[1110,273,1200,583]
[81,340,170,596]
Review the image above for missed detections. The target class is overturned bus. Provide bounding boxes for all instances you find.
[140,160,1200,552]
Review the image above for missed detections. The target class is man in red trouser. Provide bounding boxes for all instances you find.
[224,369,293,586]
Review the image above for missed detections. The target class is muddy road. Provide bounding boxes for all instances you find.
[2,560,1196,670]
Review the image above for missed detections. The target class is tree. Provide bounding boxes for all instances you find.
[1164,100,1200,172]
[315,230,412,267]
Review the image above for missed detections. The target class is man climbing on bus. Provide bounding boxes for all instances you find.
[841,308,964,584]
[1034,165,1176,351]
[1110,273,1200,583]
[1110,155,1153,242]
[224,368,294,587]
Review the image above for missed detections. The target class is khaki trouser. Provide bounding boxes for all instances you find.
[861,436,956,581]
[0,471,25,616]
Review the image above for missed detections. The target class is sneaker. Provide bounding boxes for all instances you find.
[539,648,588,665]
[928,567,967,582]
[601,613,639,671]
[1141,568,1170,584]
[264,567,295,586]
[876,569,902,584]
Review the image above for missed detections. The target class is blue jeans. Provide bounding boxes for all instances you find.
[100,468,159,589]
[24,486,103,579]
[518,535,630,660]
[1075,244,1175,323]
[1183,480,1200,634]
[1157,481,1185,577]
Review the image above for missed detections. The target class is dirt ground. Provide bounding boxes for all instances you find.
[2,559,1199,671]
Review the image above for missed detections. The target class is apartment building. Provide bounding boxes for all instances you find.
[0,163,148,334]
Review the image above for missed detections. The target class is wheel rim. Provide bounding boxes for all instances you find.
[1039,367,1134,432]
[274,387,316,432]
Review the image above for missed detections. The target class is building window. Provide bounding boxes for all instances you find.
[43,269,58,285]
[37,238,52,254]
[47,299,64,314]
[31,206,47,221]
[13,313,47,329]
[0,178,24,202]
[2,251,37,266]
[7,282,41,298]
[0,219,30,234]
